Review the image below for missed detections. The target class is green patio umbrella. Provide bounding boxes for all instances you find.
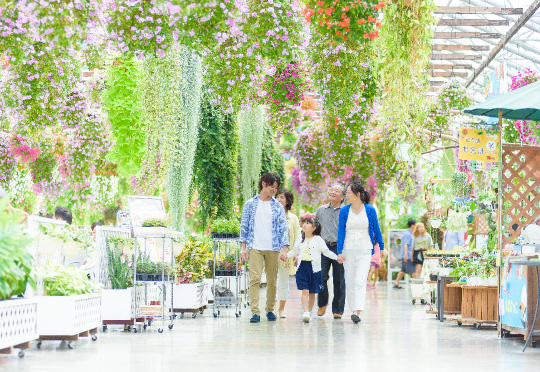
[464,80,540,121]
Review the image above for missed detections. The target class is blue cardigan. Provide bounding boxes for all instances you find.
[336,204,385,255]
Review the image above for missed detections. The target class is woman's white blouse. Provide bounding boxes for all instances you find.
[344,208,372,252]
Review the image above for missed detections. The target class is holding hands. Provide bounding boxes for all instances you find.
[337,254,346,264]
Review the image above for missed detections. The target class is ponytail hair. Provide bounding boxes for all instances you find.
[349,181,370,204]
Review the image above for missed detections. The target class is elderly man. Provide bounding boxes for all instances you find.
[241,173,290,323]
[316,183,346,319]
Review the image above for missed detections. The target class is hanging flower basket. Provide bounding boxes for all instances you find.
[61,241,84,258]
[303,0,385,42]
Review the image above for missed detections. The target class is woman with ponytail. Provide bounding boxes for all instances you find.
[336,181,385,324]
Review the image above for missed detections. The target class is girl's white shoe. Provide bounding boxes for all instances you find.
[302,312,311,323]
[279,313,287,319]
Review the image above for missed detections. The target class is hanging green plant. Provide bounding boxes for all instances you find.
[136,48,183,194]
[102,57,146,178]
[193,91,239,226]
[260,122,285,183]
[167,49,203,232]
[238,105,265,203]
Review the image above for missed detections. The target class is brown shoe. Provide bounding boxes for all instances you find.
[333,314,342,319]
[317,305,327,316]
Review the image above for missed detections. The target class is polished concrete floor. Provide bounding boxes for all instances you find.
[2,278,539,372]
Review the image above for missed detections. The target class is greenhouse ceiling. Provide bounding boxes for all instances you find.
[431,0,540,99]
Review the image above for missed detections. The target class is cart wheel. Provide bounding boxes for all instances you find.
[475,324,481,330]
[244,303,247,308]
[218,310,221,315]
[168,324,174,330]
[503,331,511,338]
[158,328,164,333]
[532,341,538,348]
[235,313,239,318]
[133,327,138,333]
[36,341,42,349]
[91,334,97,341]
[421,300,426,305]
[457,322,462,326]
[180,313,185,319]
[172,314,177,320]
[200,310,204,315]
[148,320,153,326]
[412,299,416,305]
[143,324,147,330]
[213,313,218,318]
[435,314,439,320]
[127,325,132,332]
[102,325,108,332]
[192,313,197,319]
[18,350,25,358]
[239,311,241,316]
[68,341,75,350]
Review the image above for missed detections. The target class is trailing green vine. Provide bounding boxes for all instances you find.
[238,105,265,202]
[167,49,203,232]
[260,123,285,183]
[102,57,146,178]
[194,92,239,226]
[136,49,183,194]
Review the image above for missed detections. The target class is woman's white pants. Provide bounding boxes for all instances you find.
[277,267,289,301]
[343,249,372,311]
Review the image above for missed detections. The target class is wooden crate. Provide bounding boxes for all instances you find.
[461,286,498,323]
[476,286,498,322]
[462,286,477,319]
[444,283,463,313]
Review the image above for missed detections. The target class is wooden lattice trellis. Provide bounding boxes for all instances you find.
[502,145,540,245]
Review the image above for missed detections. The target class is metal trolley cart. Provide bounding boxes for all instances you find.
[133,228,176,332]
[212,234,243,318]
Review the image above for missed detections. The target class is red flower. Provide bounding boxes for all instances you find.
[317,0,324,5]
[318,8,324,13]
[358,18,366,24]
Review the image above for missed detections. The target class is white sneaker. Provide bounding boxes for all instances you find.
[279,313,287,319]
[302,312,311,323]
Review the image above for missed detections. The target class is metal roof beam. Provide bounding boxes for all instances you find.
[466,0,540,88]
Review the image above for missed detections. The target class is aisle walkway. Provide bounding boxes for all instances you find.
[3,280,539,372]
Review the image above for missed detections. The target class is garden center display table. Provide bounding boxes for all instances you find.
[437,276,462,322]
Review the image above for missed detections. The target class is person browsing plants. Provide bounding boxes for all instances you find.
[283,215,337,323]
[393,219,416,289]
[240,173,290,324]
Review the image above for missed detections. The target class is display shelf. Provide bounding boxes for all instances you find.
[172,282,208,317]
[0,298,38,358]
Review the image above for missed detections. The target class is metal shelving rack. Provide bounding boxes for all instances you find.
[212,234,243,318]
[132,228,175,333]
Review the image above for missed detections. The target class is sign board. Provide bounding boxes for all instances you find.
[116,210,131,230]
[126,196,166,228]
[458,127,500,162]
[500,264,528,329]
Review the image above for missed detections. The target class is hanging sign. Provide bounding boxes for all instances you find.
[458,127,500,162]
[126,196,166,228]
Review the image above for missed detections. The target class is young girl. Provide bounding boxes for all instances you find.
[367,244,380,289]
[282,215,338,323]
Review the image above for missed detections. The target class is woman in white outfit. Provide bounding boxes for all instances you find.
[275,189,301,318]
[336,181,385,324]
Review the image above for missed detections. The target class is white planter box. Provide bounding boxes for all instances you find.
[0,298,38,350]
[172,282,208,310]
[101,288,134,322]
[36,294,101,336]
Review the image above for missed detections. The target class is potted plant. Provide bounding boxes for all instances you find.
[138,217,171,237]
[102,239,136,324]
[61,226,93,258]
[447,211,469,233]
[108,236,134,257]
[172,236,211,311]
[210,218,240,239]
[172,235,185,257]
[136,252,174,282]
[38,224,65,256]
[0,201,38,356]
[35,263,102,340]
